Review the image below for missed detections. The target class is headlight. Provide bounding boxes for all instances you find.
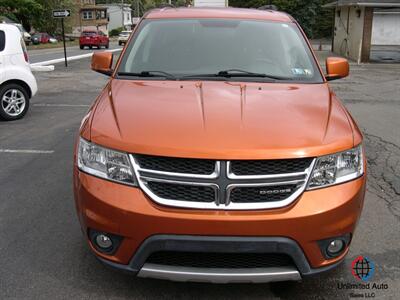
[77,138,136,186]
[307,145,364,190]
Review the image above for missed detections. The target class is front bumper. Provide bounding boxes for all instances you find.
[74,169,366,282]
[96,235,345,283]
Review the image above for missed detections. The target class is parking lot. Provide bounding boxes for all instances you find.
[0,53,399,299]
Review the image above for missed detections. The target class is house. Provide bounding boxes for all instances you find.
[324,0,400,63]
[71,0,109,36]
[105,4,133,31]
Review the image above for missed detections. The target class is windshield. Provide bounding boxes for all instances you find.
[82,31,97,36]
[118,19,323,82]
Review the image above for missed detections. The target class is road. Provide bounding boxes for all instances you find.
[0,55,399,299]
[28,41,122,64]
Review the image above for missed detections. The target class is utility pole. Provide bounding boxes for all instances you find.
[121,0,124,28]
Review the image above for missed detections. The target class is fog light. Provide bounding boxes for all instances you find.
[95,234,113,249]
[327,239,345,255]
[318,234,351,259]
[88,229,122,255]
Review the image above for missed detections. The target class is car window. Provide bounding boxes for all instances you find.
[119,19,323,83]
[0,30,5,52]
[82,31,96,36]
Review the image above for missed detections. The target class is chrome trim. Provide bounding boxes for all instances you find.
[138,263,301,283]
[130,159,221,209]
[132,156,220,179]
[130,154,317,210]
[141,177,219,200]
[226,161,311,180]
[225,181,305,208]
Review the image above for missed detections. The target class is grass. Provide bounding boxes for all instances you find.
[27,40,79,50]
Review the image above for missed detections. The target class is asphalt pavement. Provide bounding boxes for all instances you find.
[28,41,122,64]
[0,54,399,299]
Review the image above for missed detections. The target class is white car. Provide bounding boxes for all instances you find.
[118,31,132,46]
[12,23,32,45]
[0,24,37,120]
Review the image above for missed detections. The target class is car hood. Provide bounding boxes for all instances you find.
[89,80,354,159]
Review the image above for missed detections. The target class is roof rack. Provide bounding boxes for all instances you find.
[258,5,279,11]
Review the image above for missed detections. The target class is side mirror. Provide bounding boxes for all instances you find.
[91,52,113,76]
[325,57,349,81]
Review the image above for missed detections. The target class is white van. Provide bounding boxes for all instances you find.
[0,24,37,120]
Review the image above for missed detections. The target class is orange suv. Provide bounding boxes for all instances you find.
[74,7,366,283]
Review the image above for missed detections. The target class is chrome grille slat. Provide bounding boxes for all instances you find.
[130,155,316,210]
[135,154,217,176]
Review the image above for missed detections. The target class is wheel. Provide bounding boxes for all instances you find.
[80,45,84,49]
[0,84,30,121]
[89,45,92,49]
[105,43,109,49]
[118,41,122,46]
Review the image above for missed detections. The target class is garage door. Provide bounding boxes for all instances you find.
[371,11,400,45]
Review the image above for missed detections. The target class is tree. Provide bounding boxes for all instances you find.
[33,0,76,34]
[229,0,333,39]
[0,0,42,31]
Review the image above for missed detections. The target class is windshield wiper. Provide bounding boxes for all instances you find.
[117,71,177,80]
[218,69,292,80]
[181,69,291,81]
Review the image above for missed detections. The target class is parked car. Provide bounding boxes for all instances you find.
[0,24,37,120]
[12,23,31,45]
[118,31,132,46]
[74,8,366,283]
[79,30,109,49]
[31,33,51,45]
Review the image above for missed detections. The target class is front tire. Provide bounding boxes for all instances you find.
[0,84,30,121]
[105,43,109,49]
[80,45,84,49]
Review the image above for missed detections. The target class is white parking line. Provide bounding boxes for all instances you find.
[30,48,122,67]
[34,103,90,107]
[0,149,54,154]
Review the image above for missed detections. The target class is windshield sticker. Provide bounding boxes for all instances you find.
[292,68,312,76]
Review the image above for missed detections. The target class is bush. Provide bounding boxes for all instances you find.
[109,27,124,37]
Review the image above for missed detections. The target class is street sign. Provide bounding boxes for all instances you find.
[52,9,71,67]
[52,9,71,18]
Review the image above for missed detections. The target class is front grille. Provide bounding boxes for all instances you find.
[147,181,215,202]
[230,158,313,176]
[146,251,294,269]
[132,155,314,210]
[230,184,300,203]
[135,154,216,175]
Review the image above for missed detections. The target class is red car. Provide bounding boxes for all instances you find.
[31,33,50,45]
[79,30,109,49]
